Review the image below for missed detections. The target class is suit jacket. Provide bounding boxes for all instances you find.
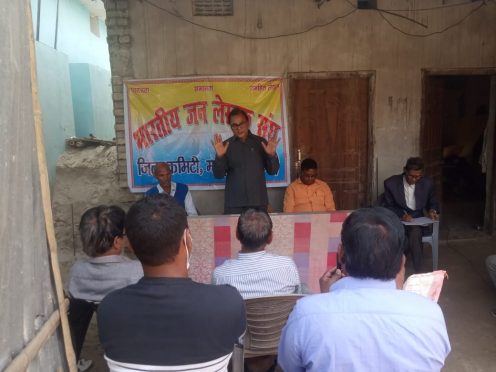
[383,174,439,218]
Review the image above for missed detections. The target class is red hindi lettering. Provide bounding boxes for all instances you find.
[167,107,181,129]
[256,113,281,139]
[212,95,231,125]
[183,101,208,125]
[155,108,172,137]
[133,127,149,149]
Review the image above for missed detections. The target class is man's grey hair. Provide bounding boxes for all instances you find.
[236,209,273,250]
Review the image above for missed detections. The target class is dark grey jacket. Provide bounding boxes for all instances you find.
[213,131,279,209]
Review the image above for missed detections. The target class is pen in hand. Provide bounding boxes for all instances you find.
[402,210,413,222]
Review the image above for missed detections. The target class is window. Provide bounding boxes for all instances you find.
[90,15,100,37]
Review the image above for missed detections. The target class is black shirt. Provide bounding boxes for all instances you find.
[213,132,280,210]
[97,277,246,366]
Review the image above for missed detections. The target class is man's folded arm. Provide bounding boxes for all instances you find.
[383,184,404,218]
[264,152,280,175]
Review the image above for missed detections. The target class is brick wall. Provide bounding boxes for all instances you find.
[104,0,133,187]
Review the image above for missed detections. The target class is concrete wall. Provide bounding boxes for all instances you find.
[89,64,115,139]
[36,42,76,186]
[104,0,496,214]
[1,1,68,369]
[31,0,114,186]
[70,63,114,139]
[32,0,110,69]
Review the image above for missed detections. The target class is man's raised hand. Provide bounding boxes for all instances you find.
[212,133,229,158]
[261,129,280,156]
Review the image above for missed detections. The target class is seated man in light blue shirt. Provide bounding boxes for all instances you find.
[212,209,301,299]
[278,207,451,372]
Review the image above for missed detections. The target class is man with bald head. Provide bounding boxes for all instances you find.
[146,162,197,215]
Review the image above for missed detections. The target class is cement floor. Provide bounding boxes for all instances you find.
[410,196,496,371]
[436,236,496,372]
[80,233,496,372]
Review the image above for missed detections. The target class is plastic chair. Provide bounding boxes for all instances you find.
[377,193,440,271]
[232,294,303,372]
[422,220,440,271]
[402,219,440,271]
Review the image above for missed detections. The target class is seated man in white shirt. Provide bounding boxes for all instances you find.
[145,162,197,215]
[383,157,439,272]
[212,209,301,299]
[278,207,451,372]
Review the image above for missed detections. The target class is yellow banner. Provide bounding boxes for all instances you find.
[124,76,289,191]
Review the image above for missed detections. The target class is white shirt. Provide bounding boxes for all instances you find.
[212,250,301,299]
[157,182,198,216]
[403,176,416,210]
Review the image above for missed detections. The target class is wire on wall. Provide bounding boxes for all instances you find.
[144,0,357,40]
[378,0,487,12]
[143,0,491,39]
[378,1,487,38]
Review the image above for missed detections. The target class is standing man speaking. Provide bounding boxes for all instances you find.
[212,108,280,214]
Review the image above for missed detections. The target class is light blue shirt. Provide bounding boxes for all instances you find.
[278,277,451,372]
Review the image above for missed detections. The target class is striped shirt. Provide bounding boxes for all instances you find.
[105,352,232,372]
[212,250,301,299]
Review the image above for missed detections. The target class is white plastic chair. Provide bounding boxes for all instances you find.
[402,219,440,271]
[422,220,440,271]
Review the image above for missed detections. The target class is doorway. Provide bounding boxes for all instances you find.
[421,73,495,238]
[290,75,371,210]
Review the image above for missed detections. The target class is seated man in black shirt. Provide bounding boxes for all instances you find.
[97,194,246,371]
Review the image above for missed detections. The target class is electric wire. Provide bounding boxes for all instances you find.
[143,0,491,40]
[144,0,357,40]
[378,0,485,12]
[378,1,486,38]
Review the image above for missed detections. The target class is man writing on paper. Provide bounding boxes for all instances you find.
[212,108,280,214]
[283,158,336,213]
[146,162,198,216]
[278,207,450,371]
[383,157,439,272]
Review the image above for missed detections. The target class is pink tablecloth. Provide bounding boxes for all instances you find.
[188,211,350,293]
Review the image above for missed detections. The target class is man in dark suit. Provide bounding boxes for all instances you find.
[383,157,439,272]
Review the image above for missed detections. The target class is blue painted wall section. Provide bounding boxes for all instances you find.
[36,42,76,185]
[70,63,114,139]
[31,0,113,187]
